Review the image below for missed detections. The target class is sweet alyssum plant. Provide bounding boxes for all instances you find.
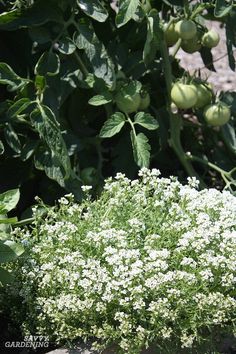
[5,169,236,353]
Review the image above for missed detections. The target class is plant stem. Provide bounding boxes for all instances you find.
[183,0,190,18]
[165,17,175,32]
[171,38,182,58]
[14,217,35,227]
[187,154,230,177]
[126,114,137,137]
[159,34,206,187]
[73,51,89,77]
[105,104,113,118]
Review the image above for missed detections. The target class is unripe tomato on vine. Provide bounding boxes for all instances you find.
[203,102,231,126]
[175,19,197,40]
[193,83,213,109]
[201,29,220,48]
[181,35,201,53]
[115,81,141,114]
[164,22,179,47]
[171,82,197,109]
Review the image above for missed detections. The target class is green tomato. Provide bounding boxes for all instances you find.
[115,81,141,114]
[193,83,212,109]
[171,83,197,109]
[175,19,197,40]
[164,22,179,47]
[139,91,150,110]
[203,102,231,126]
[181,35,201,53]
[201,29,220,48]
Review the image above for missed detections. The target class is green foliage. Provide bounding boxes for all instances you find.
[0,188,19,213]
[0,189,24,286]
[0,0,235,207]
[99,112,126,138]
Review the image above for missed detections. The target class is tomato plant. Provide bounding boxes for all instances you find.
[0,0,235,209]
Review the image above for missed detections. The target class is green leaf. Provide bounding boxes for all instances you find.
[130,131,150,167]
[35,51,60,77]
[4,240,24,256]
[214,0,233,18]
[88,92,112,106]
[85,74,111,92]
[116,0,140,27]
[0,215,11,239]
[77,0,108,23]
[0,267,13,286]
[7,98,32,119]
[74,19,115,86]
[0,0,62,31]
[0,140,4,155]
[0,189,19,213]
[21,140,38,161]
[134,112,159,130]
[0,240,24,263]
[143,10,161,65]
[4,123,21,154]
[29,26,52,44]
[31,104,71,180]
[0,62,27,90]
[199,47,216,72]
[34,145,66,188]
[221,91,236,115]
[226,13,236,71]
[35,75,47,92]
[100,112,126,138]
[221,122,236,155]
[0,217,17,224]
[58,37,76,55]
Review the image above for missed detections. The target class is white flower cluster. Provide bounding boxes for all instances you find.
[7,168,236,353]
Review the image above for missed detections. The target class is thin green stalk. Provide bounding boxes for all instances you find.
[165,17,175,32]
[183,0,191,18]
[187,154,236,192]
[126,114,137,137]
[172,38,182,58]
[73,51,89,77]
[14,217,34,227]
[105,104,113,118]
[72,20,90,78]
[159,35,206,187]
[187,154,230,178]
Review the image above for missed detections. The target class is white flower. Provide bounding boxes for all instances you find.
[10,169,236,353]
[181,332,195,348]
[81,185,92,191]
